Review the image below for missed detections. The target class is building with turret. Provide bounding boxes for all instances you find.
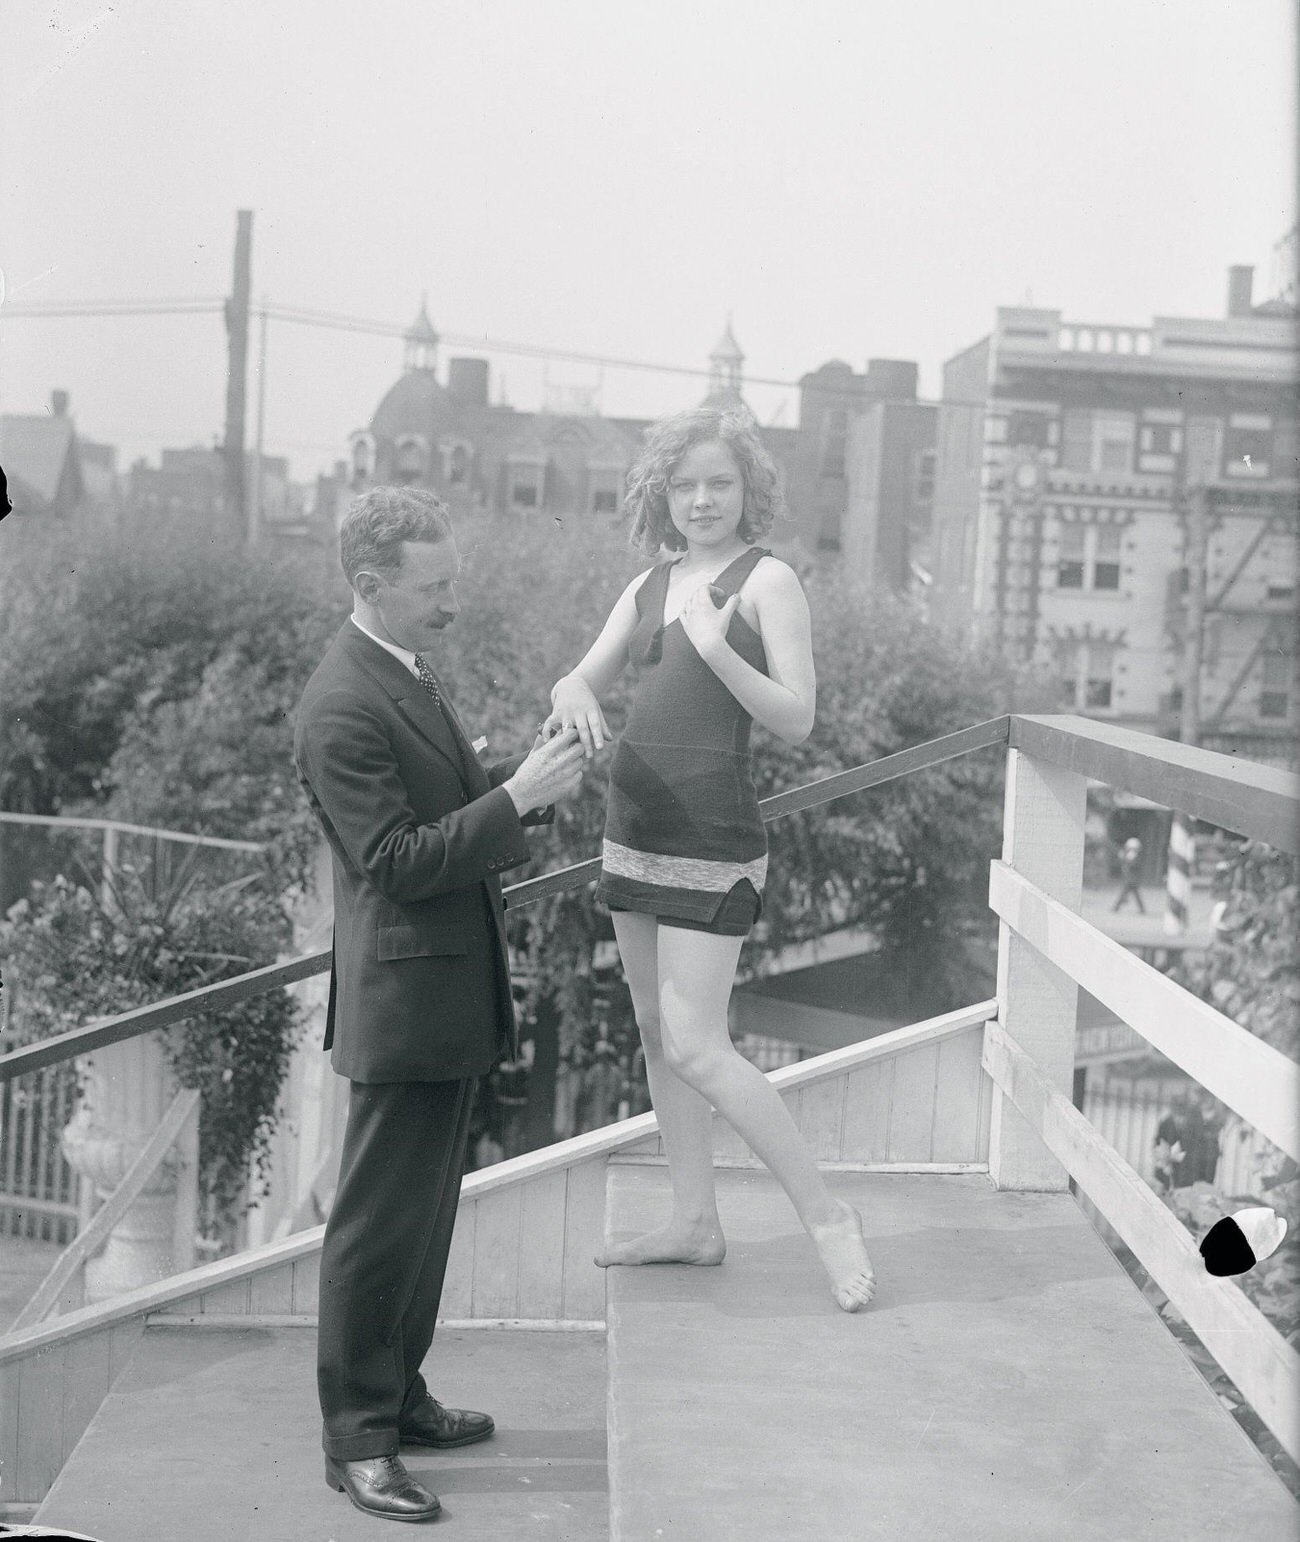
[340,304,935,594]
[344,306,801,530]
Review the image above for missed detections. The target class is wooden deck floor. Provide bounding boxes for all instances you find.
[35,1323,607,1541]
[605,1164,1298,1542]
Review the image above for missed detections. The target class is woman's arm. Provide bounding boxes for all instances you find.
[678,559,816,744]
[545,568,649,754]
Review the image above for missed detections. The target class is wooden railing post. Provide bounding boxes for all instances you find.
[988,747,1087,1190]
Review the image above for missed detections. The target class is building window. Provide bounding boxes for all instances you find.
[1266,579,1296,603]
[1060,412,1137,474]
[1085,644,1116,708]
[1259,653,1293,720]
[351,435,374,481]
[1094,414,1135,474]
[1055,522,1123,590]
[1140,423,1183,456]
[448,443,469,485]
[1093,525,1121,590]
[395,438,425,485]
[821,409,848,478]
[914,448,936,505]
[1007,411,1050,449]
[1059,640,1117,712]
[591,486,619,514]
[1057,524,1086,588]
[1225,423,1272,478]
[511,479,539,509]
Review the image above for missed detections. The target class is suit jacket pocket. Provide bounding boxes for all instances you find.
[378,924,470,961]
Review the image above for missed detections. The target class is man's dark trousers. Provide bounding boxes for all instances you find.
[317,1076,475,1459]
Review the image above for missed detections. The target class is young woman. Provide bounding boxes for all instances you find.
[544,406,875,1312]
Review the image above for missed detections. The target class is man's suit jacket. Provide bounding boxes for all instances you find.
[294,621,550,1083]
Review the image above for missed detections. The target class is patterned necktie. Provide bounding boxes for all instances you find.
[412,652,442,709]
[412,653,478,782]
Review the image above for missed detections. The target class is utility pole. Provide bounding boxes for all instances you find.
[250,296,268,546]
[1164,481,1209,935]
[222,209,253,544]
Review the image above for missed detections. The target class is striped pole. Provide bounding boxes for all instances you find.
[1164,812,1194,935]
[1165,482,1208,937]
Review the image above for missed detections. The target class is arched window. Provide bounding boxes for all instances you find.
[351,433,375,483]
[394,436,426,486]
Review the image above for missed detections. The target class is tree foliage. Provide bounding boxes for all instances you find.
[0,863,301,1236]
[2,506,1048,1160]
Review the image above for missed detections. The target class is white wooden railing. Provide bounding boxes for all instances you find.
[985,716,1299,1466]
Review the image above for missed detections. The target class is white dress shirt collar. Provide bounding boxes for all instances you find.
[349,614,421,679]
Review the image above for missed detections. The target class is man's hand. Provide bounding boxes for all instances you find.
[504,726,585,816]
[543,674,611,759]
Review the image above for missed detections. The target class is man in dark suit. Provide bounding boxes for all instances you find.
[295,486,584,1523]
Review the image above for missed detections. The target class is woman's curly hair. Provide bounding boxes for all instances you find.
[625,406,785,556]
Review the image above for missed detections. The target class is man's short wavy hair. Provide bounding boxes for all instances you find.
[339,485,453,587]
[625,406,785,557]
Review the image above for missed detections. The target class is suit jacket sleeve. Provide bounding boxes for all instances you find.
[488,752,555,827]
[297,689,532,905]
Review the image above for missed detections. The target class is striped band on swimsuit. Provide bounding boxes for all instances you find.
[601,839,768,894]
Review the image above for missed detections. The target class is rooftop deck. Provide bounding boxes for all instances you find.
[3,713,1297,1536]
[34,1324,608,1541]
[30,1164,1298,1541]
[607,1165,1297,1541]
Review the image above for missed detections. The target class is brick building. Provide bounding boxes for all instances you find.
[789,359,935,591]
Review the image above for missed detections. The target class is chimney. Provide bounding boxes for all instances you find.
[447,357,490,407]
[51,389,69,417]
[1226,265,1254,318]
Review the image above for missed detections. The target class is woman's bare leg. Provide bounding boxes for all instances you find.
[655,925,875,1311]
[594,912,725,1267]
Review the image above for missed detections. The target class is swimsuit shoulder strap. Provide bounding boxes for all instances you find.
[634,558,678,614]
[713,546,772,598]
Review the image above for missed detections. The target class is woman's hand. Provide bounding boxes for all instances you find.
[679,582,740,661]
[543,674,612,758]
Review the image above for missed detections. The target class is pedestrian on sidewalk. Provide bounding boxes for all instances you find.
[1112,836,1146,913]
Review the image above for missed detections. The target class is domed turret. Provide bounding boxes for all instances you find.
[703,316,746,408]
[404,295,440,374]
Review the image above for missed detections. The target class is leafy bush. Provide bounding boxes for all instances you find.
[0,860,302,1238]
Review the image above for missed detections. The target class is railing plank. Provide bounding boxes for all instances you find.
[500,718,1011,909]
[990,861,1300,1160]
[755,716,1011,822]
[983,1020,1300,1466]
[0,809,264,852]
[9,1089,202,1332]
[0,953,331,1079]
[1009,715,1300,852]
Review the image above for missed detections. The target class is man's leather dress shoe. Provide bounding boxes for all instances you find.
[399,1395,496,1449]
[325,1453,442,1522]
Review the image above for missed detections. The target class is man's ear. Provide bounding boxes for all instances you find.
[354,569,383,605]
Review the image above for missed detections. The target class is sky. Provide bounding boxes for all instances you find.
[1,0,1295,480]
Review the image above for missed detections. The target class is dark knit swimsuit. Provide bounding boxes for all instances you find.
[596,546,772,937]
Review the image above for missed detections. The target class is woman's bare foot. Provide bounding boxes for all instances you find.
[595,1220,726,1268]
[809,1200,876,1311]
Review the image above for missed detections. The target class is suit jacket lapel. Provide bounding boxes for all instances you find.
[339,624,463,782]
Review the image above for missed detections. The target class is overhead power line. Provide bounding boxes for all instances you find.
[1,294,995,408]
[1,298,224,317]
